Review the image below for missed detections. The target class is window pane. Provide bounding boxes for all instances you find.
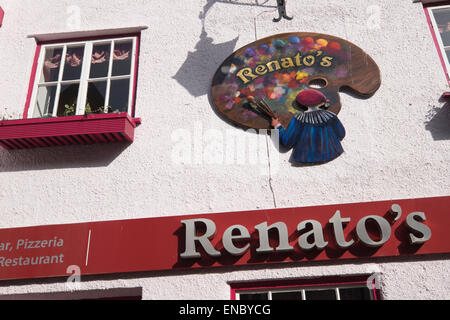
[108,79,130,113]
[34,85,57,118]
[433,8,450,47]
[57,83,80,117]
[239,293,268,300]
[86,81,107,114]
[445,47,450,65]
[305,289,336,300]
[41,48,63,83]
[339,287,372,300]
[272,291,303,300]
[63,46,85,81]
[112,40,133,76]
[90,43,111,79]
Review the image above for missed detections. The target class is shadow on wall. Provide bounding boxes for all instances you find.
[425,102,450,140]
[172,0,246,97]
[172,28,239,98]
[0,142,130,173]
[172,0,281,98]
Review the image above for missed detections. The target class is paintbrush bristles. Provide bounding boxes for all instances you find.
[251,97,275,118]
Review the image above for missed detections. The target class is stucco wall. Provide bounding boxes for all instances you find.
[0,0,449,299]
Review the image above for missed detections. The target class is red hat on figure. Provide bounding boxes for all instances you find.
[296,89,329,107]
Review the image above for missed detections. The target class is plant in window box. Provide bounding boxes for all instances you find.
[85,103,120,115]
[64,104,76,117]
[63,104,76,116]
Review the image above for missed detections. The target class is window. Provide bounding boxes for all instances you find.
[29,37,137,119]
[426,4,450,80]
[0,29,143,150]
[231,278,379,301]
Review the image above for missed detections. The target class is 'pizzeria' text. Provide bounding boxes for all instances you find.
[0,237,64,267]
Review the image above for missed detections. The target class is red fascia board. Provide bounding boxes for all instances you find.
[0,195,448,282]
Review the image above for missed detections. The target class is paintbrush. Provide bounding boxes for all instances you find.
[247,96,276,119]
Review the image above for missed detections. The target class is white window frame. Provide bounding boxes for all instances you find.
[235,283,375,301]
[428,4,450,78]
[28,36,137,119]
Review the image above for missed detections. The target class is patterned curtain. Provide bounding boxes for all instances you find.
[44,43,131,69]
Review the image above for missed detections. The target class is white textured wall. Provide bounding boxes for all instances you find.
[0,0,449,299]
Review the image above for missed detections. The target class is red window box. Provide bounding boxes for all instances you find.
[0,113,141,150]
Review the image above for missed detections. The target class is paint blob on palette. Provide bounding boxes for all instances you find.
[211,33,381,129]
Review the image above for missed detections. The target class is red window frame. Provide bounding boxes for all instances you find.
[23,32,141,119]
[424,0,450,82]
[0,6,5,27]
[230,276,380,300]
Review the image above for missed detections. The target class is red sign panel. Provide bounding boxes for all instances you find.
[0,196,449,281]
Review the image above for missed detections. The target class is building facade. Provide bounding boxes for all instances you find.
[0,0,449,300]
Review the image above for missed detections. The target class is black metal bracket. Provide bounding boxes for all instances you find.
[273,0,293,22]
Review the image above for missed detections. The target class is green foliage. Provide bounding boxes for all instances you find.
[85,103,120,115]
[64,104,76,117]
[64,103,122,116]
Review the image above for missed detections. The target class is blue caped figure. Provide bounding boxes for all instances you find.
[273,89,346,163]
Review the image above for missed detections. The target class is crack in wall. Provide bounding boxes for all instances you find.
[265,134,278,208]
[252,3,279,208]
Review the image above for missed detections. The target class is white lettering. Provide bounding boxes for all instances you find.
[180,208,432,259]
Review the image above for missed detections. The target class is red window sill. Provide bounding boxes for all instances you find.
[0,113,141,150]
[441,92,450,100]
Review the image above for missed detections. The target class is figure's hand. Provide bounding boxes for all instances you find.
[271,117,280,128]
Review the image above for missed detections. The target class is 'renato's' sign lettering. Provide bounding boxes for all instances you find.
[180,208,431,259]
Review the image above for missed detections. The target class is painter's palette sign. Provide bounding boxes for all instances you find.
[211,32,381,129]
